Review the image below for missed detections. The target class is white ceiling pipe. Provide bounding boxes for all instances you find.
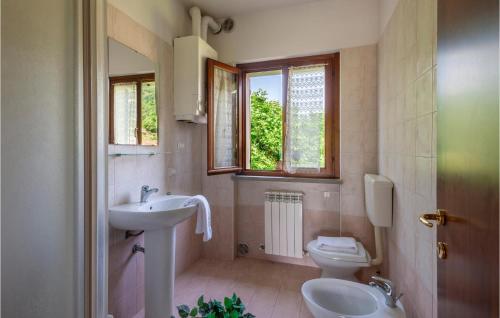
[201,16,221,41]
[189,6,201,37]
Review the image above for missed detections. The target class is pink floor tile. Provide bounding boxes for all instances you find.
[172,257,318,318]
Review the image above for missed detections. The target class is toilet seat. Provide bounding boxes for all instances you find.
[307,239,371,266]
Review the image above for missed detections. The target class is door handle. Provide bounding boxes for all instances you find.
[419,209,447,227]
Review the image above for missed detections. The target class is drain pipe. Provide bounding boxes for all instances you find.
[370,227,383,266]
[201,16,221,41]
[189,6,202,37]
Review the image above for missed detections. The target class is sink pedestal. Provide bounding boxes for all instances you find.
[109,195,197,318]
[144,227,176,318]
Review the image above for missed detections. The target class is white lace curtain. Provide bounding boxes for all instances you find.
[213,67,238,168]
[113,82,137,144]
[284,65,326,173]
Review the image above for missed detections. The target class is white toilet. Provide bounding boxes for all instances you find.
[307,174,393,280]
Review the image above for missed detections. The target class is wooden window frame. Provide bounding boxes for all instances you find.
[206,59,243,175]
[238,53,340,178]
[109,73,155,145]
[206,53,340,179]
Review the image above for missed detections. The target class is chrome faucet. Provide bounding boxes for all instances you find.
[369,276,403,308]
[140,185,159,203]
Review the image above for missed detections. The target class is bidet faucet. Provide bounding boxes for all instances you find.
[369,276,403,308]
[140,185,159,203]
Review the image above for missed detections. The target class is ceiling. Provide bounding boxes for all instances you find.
[180,0,320,18]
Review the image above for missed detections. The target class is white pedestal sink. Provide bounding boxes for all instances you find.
[109,195,197,318]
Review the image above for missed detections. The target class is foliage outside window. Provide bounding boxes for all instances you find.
[249,89,283,170]
[141,81,158,145]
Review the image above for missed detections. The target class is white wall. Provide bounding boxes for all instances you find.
[108,38,155,76]
[378,0,399,34]
[107,0,191,45]
[208,0,380,64]
[2,0,78,316]
[107,5,204,316]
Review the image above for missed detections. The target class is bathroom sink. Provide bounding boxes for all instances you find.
[109,195,197,230]
[302,278,405,318]
[109,194,199,318]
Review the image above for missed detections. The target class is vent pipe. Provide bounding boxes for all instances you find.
[189,6,223,41]
[201,16,221,41]
[189,6,201,37]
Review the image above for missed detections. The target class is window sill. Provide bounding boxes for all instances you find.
[231,174,342,184]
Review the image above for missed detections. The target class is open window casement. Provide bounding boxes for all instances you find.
[207,54,340,178]
[207,59,243,175]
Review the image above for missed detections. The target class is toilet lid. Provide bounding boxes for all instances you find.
[307,240,371,264]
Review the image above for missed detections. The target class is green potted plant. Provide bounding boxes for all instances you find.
[173,293,255,318]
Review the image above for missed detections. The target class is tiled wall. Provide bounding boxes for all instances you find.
[201,136,237,261]
[378,0,438,317]
[107,6,203,318]
[236,180,340,267]
[218,44,380,272]
[339,45,379,263]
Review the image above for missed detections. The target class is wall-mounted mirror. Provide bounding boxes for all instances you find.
[108,38,158,146]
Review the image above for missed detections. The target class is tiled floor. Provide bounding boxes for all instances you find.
[173,257,321,318]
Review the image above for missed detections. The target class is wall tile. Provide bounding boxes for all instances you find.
[402,155,416,192]
[415,157,432,198]
[415,238,434,292]
[107,6,203,317]
[379,1,437,317]
[416,69,433,116]
[404,83,417,120]
[341,192,365,217]
[416,0,435,75]
[432,112,437,157]
[416,114,433,157]
[403,0,417,52]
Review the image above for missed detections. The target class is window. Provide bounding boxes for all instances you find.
[207,54,339,178]
[109,73,157,145]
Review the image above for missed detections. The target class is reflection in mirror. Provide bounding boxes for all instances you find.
[108,38,158,145]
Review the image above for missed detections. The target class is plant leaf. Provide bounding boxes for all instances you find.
[189,307,198,317]
[230,310,239,318]
[177,304,190,318]
[224,297,233,311]
[198,295,205,307]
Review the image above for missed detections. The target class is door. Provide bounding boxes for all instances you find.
[436,0,499,316]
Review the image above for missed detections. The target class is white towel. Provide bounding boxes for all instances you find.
[183,195,212,242]
[317,236,358,254]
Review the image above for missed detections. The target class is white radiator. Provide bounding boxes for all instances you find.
[264,191,303,258]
